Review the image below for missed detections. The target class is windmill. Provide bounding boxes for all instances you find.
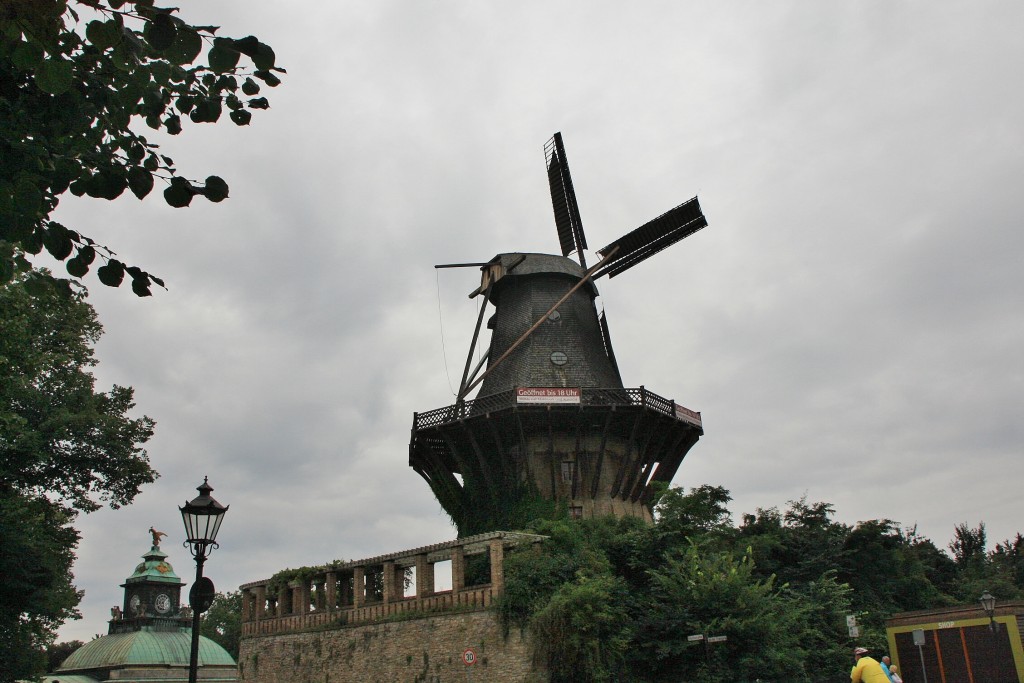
[411,133,708,536]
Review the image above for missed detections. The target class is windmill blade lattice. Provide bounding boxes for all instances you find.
[545,132,588,267]
[594,197,707,279]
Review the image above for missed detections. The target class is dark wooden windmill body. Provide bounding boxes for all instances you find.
[411,133,708,536]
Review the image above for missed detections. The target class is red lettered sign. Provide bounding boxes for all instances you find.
[516,387,581,404]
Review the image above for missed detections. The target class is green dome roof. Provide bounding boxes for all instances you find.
[58,629,235,671]
[124,545,182,585]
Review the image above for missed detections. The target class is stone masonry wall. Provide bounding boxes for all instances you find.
[238,610,546,683]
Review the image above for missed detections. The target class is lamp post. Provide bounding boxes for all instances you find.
[180,477,228,683]
[979,591,998,633]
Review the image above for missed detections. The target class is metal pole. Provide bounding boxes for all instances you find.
[917,643,928,683]
[188,552,206,683]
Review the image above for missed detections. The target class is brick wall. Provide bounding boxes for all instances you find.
[238,610,546,683]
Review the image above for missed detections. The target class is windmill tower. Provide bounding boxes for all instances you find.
[411,133,708,536]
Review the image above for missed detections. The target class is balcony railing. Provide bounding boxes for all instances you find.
[413,386,698,431]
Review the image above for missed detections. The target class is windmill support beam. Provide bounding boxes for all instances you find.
[457,282,492,401]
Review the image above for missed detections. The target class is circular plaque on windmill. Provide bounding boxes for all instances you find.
[189,577,216,613]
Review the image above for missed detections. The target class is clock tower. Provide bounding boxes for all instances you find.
[46,531,239,680]
[112,541,188,634]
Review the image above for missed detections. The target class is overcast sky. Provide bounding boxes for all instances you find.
[50,2,1023,642]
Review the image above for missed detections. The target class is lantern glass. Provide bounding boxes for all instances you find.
[179,477,228,545]
[979,591,996,616]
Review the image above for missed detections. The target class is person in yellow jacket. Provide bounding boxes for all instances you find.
[851,647,891,683]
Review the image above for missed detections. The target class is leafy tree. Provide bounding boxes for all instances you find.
[1,0,284,295]
[0,494,81,682]
[637,544,811,683]
[0,275,156,513]
[902,525,958,599]
[736,497,849,587]
[991,534,1024,590]
[653,483,733,537]
[530,573,633,683]
[200,591,241,660]
[792,572,854,681]
[949,521,987,571]
[45,639,84,673]
[0,276,156,679]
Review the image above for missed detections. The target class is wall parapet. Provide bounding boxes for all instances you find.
[239,531,545,637]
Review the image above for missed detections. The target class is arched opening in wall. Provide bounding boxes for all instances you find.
[434,559,453,593]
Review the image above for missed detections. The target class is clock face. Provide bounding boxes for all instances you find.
[155,593,171,614]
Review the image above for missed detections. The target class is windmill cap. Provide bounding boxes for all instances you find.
[854,647,869,655]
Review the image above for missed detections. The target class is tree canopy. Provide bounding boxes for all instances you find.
[496,485,1024,683]
[1,0,284,296]
[0,276,156,680]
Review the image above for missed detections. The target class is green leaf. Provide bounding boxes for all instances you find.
[215,74,238,92]
[23,228,44,255]
[66,256,89,277]
[11,40,44,70]
[127,143,146,162]
[146,13,177,51]
[189,98,222,123]
[209,39,241,73]
[229,109,251,126]
[144,154,160,172]
[166,26,202,65]
[252,42,276,70]
[0,255,13,285]
[76,245,96,265]
[163,178,195,207]
[97,260,125,287]
[232,36,260,57]
[36,58,74,95]
[241,77,260,96]
[86,19,121,50]
[176,95,195,114]
[130,272,152,297]
[112,42,138,72]
[149,59,171,85]
[43,225,74,261]
[14,179,42,217]
[254,70,281,87]
[127,167,154,199]
[164,114,182,135]
[203,176,229,202]
[86,171,127,200]
[247,97,269,110]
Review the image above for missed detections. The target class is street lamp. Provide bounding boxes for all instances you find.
[180,477,228,683]
[979,591,998,633]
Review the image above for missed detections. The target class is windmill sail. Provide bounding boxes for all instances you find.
[545,133,588,267]
[594,197,707,279]
[599,310,622,383]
